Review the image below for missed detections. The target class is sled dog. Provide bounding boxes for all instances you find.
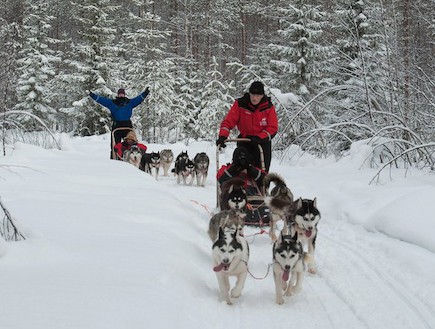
[141,152,160,179]
[208,209,246,241]
[264,173,295,241]
[159,149,174,176]
[219,177,248,212]
[194,152,210,187]
[212,227,249,305]
[272,231,310,305]
[175,158,196,185]
[123,145,143,168]
[291,198,321,274]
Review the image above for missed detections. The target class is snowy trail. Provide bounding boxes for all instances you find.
[1,135,435,329]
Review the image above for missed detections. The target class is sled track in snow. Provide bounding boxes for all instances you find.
[320,230,435,329]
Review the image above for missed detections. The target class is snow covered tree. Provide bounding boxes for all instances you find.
[66,0,119,136]
[138,58,179,143]
[198,56,235,140]
[0,20,21,112]
[14,0,58,129]
[268,1,334,99]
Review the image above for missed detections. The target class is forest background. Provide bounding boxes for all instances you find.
[1,0,434,167]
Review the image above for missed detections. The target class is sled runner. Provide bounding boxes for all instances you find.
[216,138,270,226]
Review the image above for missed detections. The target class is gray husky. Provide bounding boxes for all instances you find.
[208,209,246,241]
[272,231,310,305]
[264,173,295,241]
[291,198,321,274]
[212,227,249,305]
[159,149,174,176]
[193,152,210,187]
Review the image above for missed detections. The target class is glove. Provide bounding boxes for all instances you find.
[249,136,262,146]
[216,136,227,148]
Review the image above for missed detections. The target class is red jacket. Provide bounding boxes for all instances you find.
[114,141,147,159]
[218,93,278,141]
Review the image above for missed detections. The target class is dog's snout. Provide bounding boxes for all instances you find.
[222,258,229,264]
[284,265,291,271]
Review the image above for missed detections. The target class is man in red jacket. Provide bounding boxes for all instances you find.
[216,81,278,172]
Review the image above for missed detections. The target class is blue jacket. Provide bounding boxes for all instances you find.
[89,89,149,121]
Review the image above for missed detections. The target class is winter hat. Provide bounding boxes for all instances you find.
[124,131,138,142]
[117,88,126,96]
[248,81,265,95]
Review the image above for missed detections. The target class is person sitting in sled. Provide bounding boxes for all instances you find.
[113,130,147,160]
[217,146,266,195]
[89,87,150,158]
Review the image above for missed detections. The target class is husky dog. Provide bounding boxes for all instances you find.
[219,177,248,212]
[264,173,295,241]
[273,231,310,305]
[172,151,188,174]
[208,209,246,241]
[175,158,196,185]
[140,152,160,179]
[212,227,249,305]
[123,145,143,168]
[194,152,210,187]
[159,149,174,176]
[291,198,321,274]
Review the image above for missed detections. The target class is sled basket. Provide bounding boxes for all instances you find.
[216,138,270,227]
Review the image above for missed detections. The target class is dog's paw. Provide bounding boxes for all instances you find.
[276,297,284,305]
[230,289,241,299]
[308,266,317,274]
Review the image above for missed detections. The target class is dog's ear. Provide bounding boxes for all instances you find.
[292,230,298,241]
[313,197,317,207]
[297,198,303,208]
[277,231,284,244]
[218,227,225,240]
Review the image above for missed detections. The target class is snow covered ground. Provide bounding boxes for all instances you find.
[1,133,435,329]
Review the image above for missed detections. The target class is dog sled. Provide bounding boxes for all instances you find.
[216,138,270,226]
[111,127,134,160]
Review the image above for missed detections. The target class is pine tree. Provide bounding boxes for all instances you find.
[268,1,334,99]
[198,56,235,140]
[0,19,21,111]
[66,0,119,136]
[15,0,58,130]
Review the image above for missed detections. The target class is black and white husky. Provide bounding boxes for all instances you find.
[291,198,321,274]
[264,173,295,241]
[212,227,249,305]
[123,145,143,168]
[175,158,196,185]
[208,209,246,241]
[220,177,248,212]
[160,149,174,176]
[140,152,160,179]
[193,152,209,187]
[272,231,310,305]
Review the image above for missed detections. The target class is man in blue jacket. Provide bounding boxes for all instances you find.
[89,87,150,158]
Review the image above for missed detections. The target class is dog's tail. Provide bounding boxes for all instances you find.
[264,172,287,195]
